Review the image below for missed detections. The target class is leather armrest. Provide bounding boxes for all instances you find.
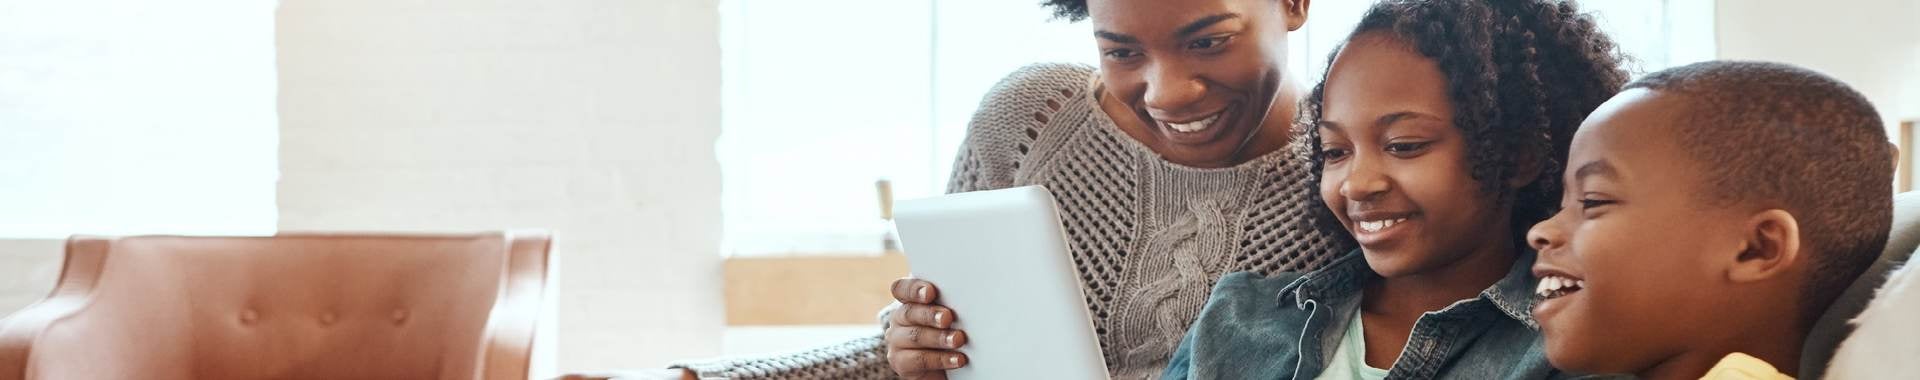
[0,238,111,380]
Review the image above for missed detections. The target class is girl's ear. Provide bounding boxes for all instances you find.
[1282,0,1311,31]
[1728,209,1803,283]
[1506,146,1547,190]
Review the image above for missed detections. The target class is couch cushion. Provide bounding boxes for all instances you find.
[1801,191,1920,378]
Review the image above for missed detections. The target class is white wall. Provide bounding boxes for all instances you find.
[0,0,280,239]
[1716,0,1920,129]
[274,0,723,373]
[0,240,63,316]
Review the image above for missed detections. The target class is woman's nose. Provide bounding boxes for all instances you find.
[1143,62,1205,113]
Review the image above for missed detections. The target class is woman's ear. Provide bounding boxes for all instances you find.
[1283,0,1311,31]
[1728,209,1803,283]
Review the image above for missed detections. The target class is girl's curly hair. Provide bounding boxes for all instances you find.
[1301,0,1630,245]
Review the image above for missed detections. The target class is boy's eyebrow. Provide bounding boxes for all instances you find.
[1573,160,1620,182]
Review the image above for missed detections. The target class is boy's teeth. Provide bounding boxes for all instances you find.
[1535,275,1586,298]
[1166,113,1223,133]
[1357,218,1407,233]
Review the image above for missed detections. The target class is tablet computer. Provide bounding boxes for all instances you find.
[892,185,1110,380]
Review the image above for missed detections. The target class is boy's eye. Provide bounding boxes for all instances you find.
[1187,36,1231,51]
[1579,198,1617,210]
[1103,48,1141,60]
[1384,141,1431,155]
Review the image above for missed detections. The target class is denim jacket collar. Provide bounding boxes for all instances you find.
[1276,248,1540,327]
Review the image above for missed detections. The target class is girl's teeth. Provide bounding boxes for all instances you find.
[1357,218,1407,233]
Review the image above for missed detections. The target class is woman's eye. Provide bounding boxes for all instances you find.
[1187,36,1230,50]
[1384,141,1431,155]
[1103,48,1141,60]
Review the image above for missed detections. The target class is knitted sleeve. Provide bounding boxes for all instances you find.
[667,64,1085,379]
[671,335,894,380]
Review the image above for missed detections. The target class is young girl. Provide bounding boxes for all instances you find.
[1163,0,1626,378]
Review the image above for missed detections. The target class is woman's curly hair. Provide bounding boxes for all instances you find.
[1042,0,1091,21]
[1301,0,1630,245]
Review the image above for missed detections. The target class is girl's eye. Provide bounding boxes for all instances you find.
[1579,198,1617,210]
[1103,48,1141,60]
[1319,147,1350,162]
[1384,141,1431,155]
[1188,36,1231,51]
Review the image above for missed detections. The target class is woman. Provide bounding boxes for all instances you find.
[674,0,1349,378]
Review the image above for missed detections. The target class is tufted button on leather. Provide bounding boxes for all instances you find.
[319,312,337,326]
[239,309,258,324]
[391,309,409,325]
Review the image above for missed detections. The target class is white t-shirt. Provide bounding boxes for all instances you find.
[1316,311,1390,380]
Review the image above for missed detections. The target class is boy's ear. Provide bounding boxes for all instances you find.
[1283,0,1311,31]
[1728,209,1803,283]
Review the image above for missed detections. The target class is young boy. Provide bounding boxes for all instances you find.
[1525,60,1895,379]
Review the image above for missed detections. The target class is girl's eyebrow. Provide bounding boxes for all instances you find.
[1375,111,1443,127]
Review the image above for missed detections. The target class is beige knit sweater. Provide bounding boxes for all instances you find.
[675,63,1352,380]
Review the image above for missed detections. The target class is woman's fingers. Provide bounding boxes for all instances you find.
[888,348,969,376]
[887,325,968,350]
[889,303,955,329]
[890,277,940,304]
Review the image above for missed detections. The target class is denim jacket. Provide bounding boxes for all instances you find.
[1163,249,1584,380]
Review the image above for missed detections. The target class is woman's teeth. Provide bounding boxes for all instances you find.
[1536,275,1585,298]
[1166,112,1223,133]
[1357,218,1407,233]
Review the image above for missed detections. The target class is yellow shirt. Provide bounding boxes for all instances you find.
[1701,353,1793,380]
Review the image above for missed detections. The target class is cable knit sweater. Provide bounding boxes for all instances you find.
[675,63,1353,380]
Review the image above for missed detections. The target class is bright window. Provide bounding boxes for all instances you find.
[0,0,279,238]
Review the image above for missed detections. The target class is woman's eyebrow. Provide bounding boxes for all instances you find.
[1092,12,1241,44]
[1094,31,1138,44]
[1175,13,1240,37]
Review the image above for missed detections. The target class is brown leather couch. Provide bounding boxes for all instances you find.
[0,232,551,380]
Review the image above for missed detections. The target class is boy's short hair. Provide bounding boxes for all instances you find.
[1625,61,1893,326]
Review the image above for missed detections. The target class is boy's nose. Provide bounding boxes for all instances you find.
[1527,209,1569,252]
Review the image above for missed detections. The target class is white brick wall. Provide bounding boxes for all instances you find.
[275,0,723,373]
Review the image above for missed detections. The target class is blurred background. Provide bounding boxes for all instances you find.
[1,0,1914,376]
